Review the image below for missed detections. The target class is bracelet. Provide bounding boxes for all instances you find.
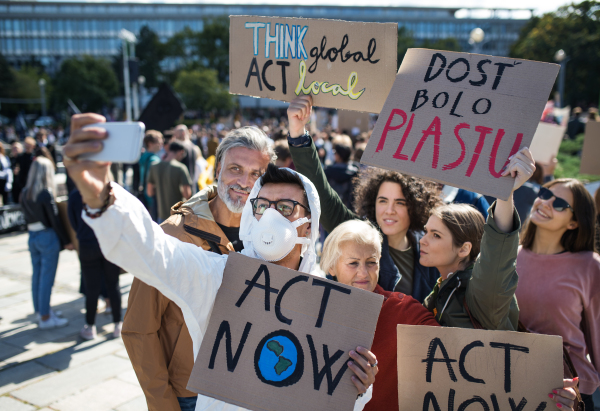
[83,183,113,219]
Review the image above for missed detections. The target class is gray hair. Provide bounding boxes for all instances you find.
[215,126,276,171]
[25,156,56,201]
[320,219,383,276]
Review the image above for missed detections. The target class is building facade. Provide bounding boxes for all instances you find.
[0,1,532,72]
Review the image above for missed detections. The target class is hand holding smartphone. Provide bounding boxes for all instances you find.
[80,122,145,163]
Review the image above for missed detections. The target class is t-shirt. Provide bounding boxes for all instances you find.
[389,246,415,295]
[147,160,192,220]
[217,223,243,252]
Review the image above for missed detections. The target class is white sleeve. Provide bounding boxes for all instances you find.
[83,183,227,354]
[353,385,373,411]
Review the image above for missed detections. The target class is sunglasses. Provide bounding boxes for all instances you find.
[537,187,573,212]
[250,197,310,217]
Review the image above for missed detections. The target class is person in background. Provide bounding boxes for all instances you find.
[68,187,123,339]
[192,148,208,193]
[325,134,359,211]
[138,130,163,221]
[273,140,294,169]
[567,107,585,140]
[20,157,73,329]
[287,96,441,302]
[440,185,490,220]
[516,178,599,411]
[173,124,198,180]
[595,187,600,252]
[13,137,37,202]
[147,141,192,224]
[0,144,12,205]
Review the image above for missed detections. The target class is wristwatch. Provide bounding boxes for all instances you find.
[287,130,311,147]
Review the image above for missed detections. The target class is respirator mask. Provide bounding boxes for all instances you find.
[250,208,311,262]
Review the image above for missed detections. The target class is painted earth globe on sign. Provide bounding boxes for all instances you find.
[254,330,304,387]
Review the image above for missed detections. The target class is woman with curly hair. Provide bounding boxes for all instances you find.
[286,96,441,301]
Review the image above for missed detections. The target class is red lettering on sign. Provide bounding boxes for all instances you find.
[376,109,407,153]
[442,123,469,171]
[489,129,523,178]
[393,113,415,160]
[411,116,442,169]
[465,126,493,177]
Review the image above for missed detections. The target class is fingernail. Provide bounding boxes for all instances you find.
[573,377,579,381]
[93,142,101,148]
[553,390,558,394]
[556,404,562,409]
[548,394,554,399]
[350,350,356,355]
[348,361,353,366]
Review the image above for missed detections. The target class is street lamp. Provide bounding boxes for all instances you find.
[554,49,570,108]
[38,78,47,117]
[469,28,485,54]
[118,29,137,121]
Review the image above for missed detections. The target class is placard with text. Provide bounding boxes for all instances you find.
[187,253,384,411]
[580,121,600,175]
[229,16,397,113]
[361,49,560,200]
[396,325,563,411]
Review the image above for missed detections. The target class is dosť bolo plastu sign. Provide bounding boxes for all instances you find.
[396,325,563,411]
[361,49,560,200]
[187,253,384,411]
[229,16,398,113]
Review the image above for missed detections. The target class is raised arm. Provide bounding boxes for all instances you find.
[466,147,535,330]
[287,96,358,233]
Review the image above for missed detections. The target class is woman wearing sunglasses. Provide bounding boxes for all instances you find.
[516,178,600,411]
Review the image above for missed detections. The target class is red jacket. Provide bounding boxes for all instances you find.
[365,285,440,411]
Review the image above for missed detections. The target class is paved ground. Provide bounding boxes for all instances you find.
[0,230,146,411]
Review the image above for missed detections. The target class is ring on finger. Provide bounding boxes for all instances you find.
[370,361,378,368]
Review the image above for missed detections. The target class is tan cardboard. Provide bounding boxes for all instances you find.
[361,49,560,200]
[338,110,371,134]
[187,253,384,411]
[396,324,563,411]
[229,16,397,113]
[529,122,566,164]
[580,121,600,175]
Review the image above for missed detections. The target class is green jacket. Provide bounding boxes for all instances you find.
[423,203,521,330]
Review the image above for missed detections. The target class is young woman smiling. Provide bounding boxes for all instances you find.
[515,179,600,411]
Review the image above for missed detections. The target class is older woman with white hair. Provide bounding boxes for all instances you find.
[20,156,73,329]
[321,219,439,411]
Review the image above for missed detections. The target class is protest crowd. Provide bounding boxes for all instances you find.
[2,17,600,411]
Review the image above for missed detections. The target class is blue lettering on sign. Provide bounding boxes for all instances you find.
[245,22,308,60]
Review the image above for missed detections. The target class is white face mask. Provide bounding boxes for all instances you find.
[250,208,311,262]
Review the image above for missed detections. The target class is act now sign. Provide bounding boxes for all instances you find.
[361,49,560,200]
[229,16,398,113]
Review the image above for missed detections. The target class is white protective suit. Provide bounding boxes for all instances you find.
[83,168,372,411]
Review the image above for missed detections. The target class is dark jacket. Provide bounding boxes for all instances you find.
[288,136,439,302]
[324,162,358,211]
[423,203,521,330]
[20,188,70,247]
[67,188,100,250]
[454,188,490,220]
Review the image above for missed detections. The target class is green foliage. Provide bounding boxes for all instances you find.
[136,26,167,88]
[555,133,600,181]
[397,27,415,68]
[510,1,600,107]
[173,68,233,113]
[52,56,119,113]
[197,16,230,83]
[397,26,461,69]
[0,57,49,117]
[421,38,462,52]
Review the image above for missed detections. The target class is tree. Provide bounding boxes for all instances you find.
[397,27,461,69]
[422,38,462,52]
[173,67,233,113]
[397,27,415,68]
[510,1,600,107]
[0,54,15,98]
[52,56,119,113]
[136,26,166,88]
[197,16,230,83]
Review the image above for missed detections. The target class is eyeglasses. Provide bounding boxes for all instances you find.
[537,187,573,212]
[250,197,310,217]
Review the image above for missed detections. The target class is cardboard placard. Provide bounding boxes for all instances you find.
[361,49,560,200]
[580,121,600,175]
[229,16,397,113]
[337,110,371,134]
[187,253,384,411]
[396,325,563,411]
[529,122,566,164]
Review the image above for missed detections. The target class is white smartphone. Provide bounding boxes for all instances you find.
[81,122,145,163]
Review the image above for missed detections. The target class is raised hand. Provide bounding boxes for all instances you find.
[501,147,536,193]
[63,114,111,209]
[287,95,313,138]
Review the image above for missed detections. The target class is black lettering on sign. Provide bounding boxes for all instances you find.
[459,340,486,384]
[490,394,501,411]
[509,397,528,411]
[433,92,450,109]
[275,275,309,325]
[489,342,530,393]
[245,57,262,91]
[422,389,456,411]
[472,98,492,115]
[449,92,464,117]
[277,61,290,94]
[261,60,275,91]
[534,402,548,411]
[422,337,458,383]
[307,334,348,395]
[492,62,517,90]
[308,35,380,73]
[457,396,490,411]
[235,264,279,311]
[424,53,447,82]
[209,320,252,372]
[411,89,429,112]
[469,59,491,86]
[312,278,351,328]
[446,58,470,83]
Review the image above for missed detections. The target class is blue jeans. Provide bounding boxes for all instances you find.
[177,396,197,411]
[29,229,61,317]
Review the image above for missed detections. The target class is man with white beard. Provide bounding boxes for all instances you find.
[122,127,275,411]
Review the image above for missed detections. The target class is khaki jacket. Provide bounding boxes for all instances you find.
[122,186,233,411]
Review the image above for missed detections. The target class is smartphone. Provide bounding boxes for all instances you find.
[81,122,145,163]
